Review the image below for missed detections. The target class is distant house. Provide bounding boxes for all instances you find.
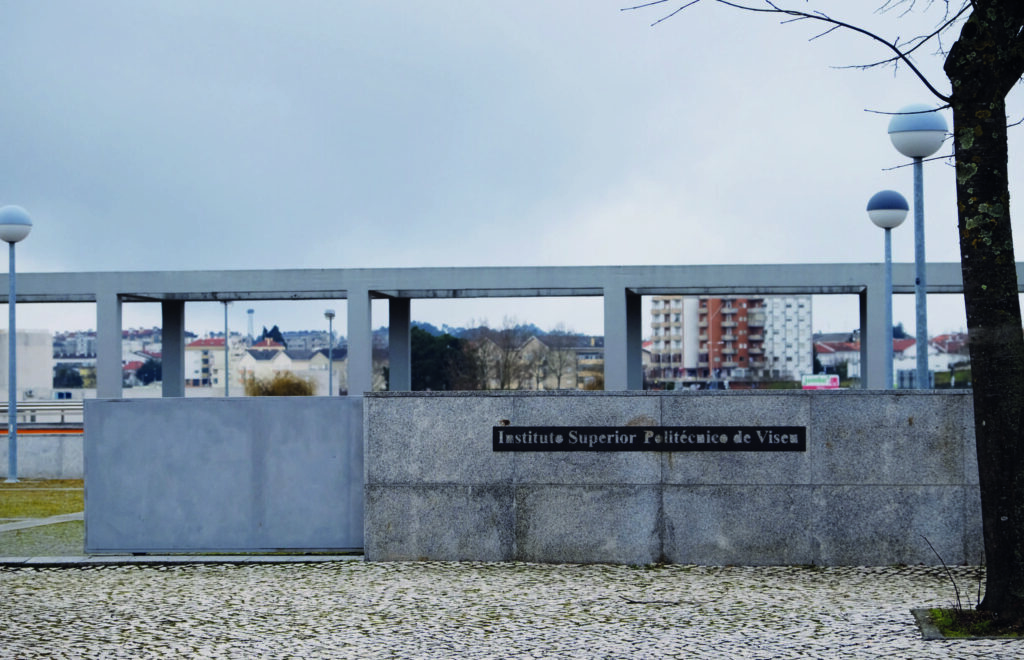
[893,338,916,360]
[814,340,862,378]
[237,347,293,383]
[185,337,225,387]
[250,338,285,351]
[932,333,969,358]
[234,344,348,395]
[123,360,145,387]
[310,346,349,395]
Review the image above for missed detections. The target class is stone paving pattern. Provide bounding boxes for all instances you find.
[0,562,1020,658]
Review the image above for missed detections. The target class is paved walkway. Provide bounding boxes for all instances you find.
[0,561,1019,658]
[0,511,83,533]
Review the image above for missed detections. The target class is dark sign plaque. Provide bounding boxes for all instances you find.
[493,426,806,452]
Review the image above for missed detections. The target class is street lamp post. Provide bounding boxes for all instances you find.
[324,309,335,396]
[0,206,32,483]
[223,301,231,397]
[867,190,909,390]
[888,103,948,388]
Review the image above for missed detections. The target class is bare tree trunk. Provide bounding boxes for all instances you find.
[945,5,1024,620]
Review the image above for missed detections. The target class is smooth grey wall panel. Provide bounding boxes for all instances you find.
[84,397,363,553]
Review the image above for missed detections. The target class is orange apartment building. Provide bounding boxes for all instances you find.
[650,295,813,385]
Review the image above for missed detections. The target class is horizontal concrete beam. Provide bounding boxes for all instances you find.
[0,262,992,304]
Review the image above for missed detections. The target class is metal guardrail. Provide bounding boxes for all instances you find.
[0,401,84,424]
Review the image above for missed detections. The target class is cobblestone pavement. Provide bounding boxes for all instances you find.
[0,562,1019,659]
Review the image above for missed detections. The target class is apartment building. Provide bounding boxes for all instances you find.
[185,338,225,387]
[760,296,814,380]
[649,295,812,384]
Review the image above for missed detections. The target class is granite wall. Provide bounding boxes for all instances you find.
[364,390,981,566]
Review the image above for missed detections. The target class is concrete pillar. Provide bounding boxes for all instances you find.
[859,291,869,390]
[95,292,123,398]
[861,269,891,389]
[347,287,373,396]
[161,300,185,397]
[388,297,411,391]
[603,287,642,390]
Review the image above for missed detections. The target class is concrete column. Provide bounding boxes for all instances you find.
[603,287,642,390]
[859,290,869,390]
[95,292,123,399]
[347,287,373,396]
[388,297,411,391]
[861,269,891,389]
[161,300,185,397]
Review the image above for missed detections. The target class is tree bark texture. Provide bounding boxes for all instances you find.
[944,1,1024,621]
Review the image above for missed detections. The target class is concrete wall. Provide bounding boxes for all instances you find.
[84,397,363,553]
[364,390,981,566]
[0,433,83,479]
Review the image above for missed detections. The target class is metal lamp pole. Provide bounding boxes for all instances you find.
[325,309,335,396]
[223,300,230,397]
[0,206,32,483]
[867,191,909,390]
[888,104,948,388]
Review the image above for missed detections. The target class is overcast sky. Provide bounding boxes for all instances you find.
[1,1,1019,338]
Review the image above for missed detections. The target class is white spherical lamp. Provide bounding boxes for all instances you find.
[888,103,947,159]
[0,206,32,244]
[867,190,909,229]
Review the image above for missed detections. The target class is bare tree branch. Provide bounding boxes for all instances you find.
[623,0,956,102]
[843,4,971,70]
[715,0,952,100]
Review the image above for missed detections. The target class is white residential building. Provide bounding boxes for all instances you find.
[0,330,55,400]
[649,295,813,383]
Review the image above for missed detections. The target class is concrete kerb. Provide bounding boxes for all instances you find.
[0,555,364,567]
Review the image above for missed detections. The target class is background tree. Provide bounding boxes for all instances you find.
[631,0,1024,622]
[461,325,497,390]
[243,371,314,396]
[411,326,476,391]
[135,358,161,385]
[259,325,287,347]
[53,364,84,388]
[544,325,582,389]
[492,318,531,390]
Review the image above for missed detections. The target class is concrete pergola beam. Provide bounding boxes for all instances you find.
[0,262,996,397]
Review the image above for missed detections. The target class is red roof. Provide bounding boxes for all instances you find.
[123,361,144,371]
[251,338,283,349]
[815,341,859,354]
[893,338,916,353]
[931,333,969,353]
[187,338,225,348]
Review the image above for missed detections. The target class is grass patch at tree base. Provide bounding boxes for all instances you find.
[918,608,1024,639]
